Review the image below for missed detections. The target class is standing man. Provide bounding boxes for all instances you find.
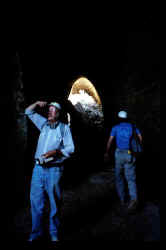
[25,101,75,241]
[105,111,143,211]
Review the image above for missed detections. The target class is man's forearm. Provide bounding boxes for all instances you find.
[26,102,38,111]
[42,150,63,159]
[49,150,63,157]
[26,101,47,111]
[138,134,143,145]
[106,142,111,154]
[106,136,114,153]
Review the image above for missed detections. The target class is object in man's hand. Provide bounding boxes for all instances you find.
[36,156,54,165]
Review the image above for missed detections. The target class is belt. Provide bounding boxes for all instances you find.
[116,148,132,154]
[34,160,63,168]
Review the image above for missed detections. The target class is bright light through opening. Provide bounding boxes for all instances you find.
[68,77,103,127]
[68,89,96,106]
[68,77,102,106]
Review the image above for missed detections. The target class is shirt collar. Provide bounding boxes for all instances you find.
[46,121,59,129]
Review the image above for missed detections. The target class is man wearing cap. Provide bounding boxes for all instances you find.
[105,111,143,211]
[25,101,75,241]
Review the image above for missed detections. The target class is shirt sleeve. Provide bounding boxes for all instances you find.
[60,124,75,159]
[25,108,47,131]
[110,126,116,137]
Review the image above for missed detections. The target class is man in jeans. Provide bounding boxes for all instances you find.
[25,101,75,241]
[105,111,143,211]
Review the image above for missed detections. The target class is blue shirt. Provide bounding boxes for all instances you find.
[110,122,141,150]
[25,109,75,164]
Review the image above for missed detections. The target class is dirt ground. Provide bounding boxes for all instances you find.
[8,165,160,242]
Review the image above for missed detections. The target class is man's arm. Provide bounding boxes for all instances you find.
[137,134,143,145]
[60,125,75,159]
[42,149,62,159]
[42,125,75,160]
[135,126,143,145]
[25,101,47,131]
[104,135,114,162]
[26,101,47,111]
[105,136,114,155]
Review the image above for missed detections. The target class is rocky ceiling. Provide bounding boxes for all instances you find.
[9,10,159,102]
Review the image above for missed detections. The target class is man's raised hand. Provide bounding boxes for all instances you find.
[36,101,48,108]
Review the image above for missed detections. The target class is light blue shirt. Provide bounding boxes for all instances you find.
[25,109,75,164]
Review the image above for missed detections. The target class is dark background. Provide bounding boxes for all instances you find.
[1,7,160,241]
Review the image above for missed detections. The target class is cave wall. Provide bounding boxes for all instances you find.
[5,49,160,188]
[0,52,28,235]
[2,12,160,217]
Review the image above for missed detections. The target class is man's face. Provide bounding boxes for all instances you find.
[48,106,60,122]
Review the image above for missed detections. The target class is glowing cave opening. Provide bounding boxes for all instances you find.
[68,77,103,128]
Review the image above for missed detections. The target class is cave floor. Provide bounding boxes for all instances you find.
[9,166,160,241]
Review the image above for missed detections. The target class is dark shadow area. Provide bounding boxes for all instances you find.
[1,9,160,241]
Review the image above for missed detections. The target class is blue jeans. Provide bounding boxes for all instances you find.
[29,164,63,240]
[115,149,138,203]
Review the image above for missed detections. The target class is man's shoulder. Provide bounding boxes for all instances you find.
[114,123,132,131]
[59,122,68,127]
[111,125,119,133]
[112,124,122,131]
[41,120,49,129]
[120,122,132,127]
[59,122,69,132]
[112,124,119,129]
